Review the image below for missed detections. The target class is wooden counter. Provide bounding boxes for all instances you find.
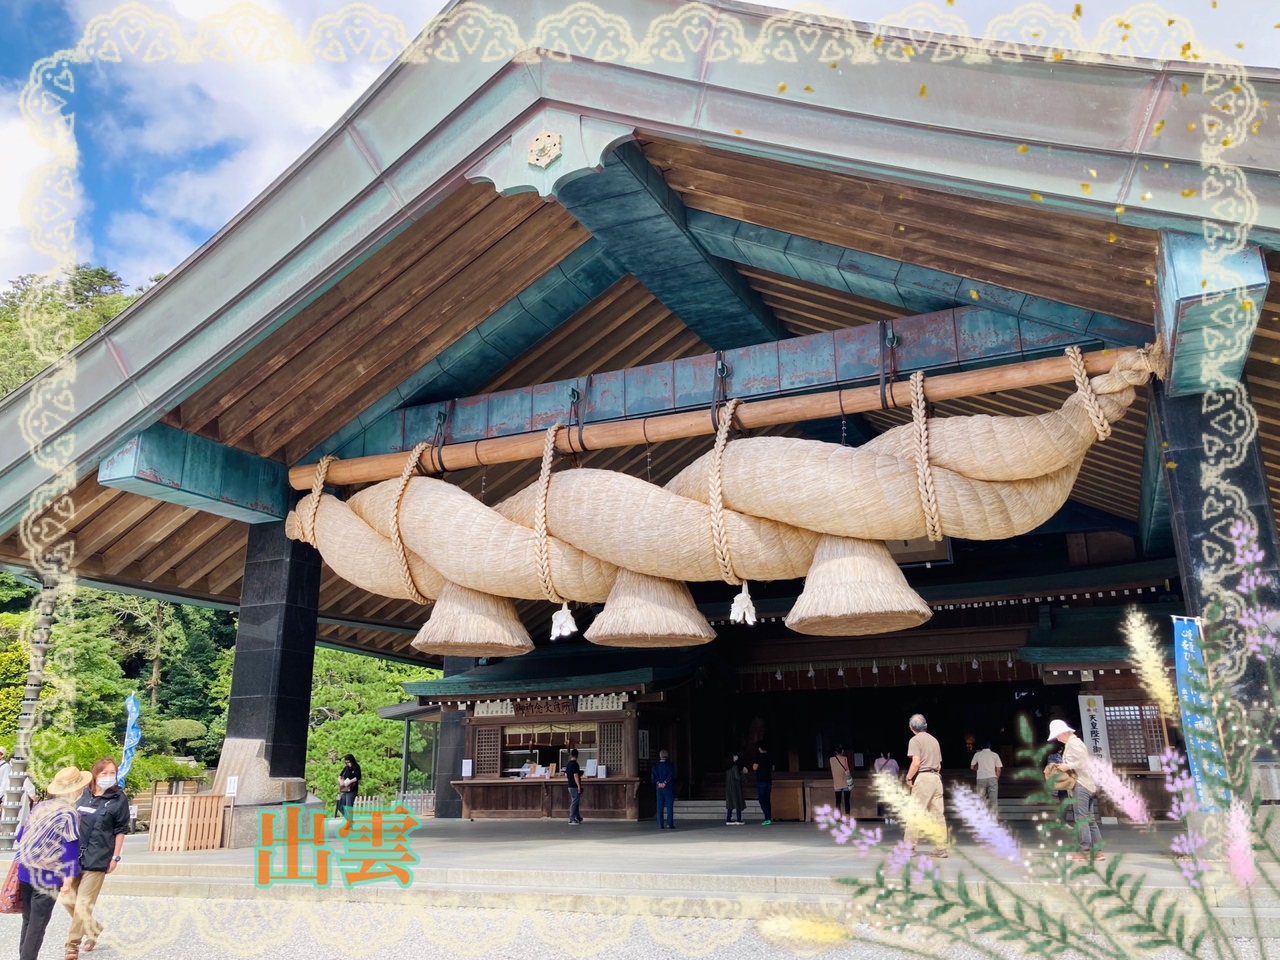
[452,778,640,820]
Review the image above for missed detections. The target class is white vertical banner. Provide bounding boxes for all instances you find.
[1077,694,1110,761]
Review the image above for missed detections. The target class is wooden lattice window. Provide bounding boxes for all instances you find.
[598,721,624,772]
[474,727,501,777]
[1104,704,1166,766]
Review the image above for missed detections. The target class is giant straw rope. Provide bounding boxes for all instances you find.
[285,347,1162,656]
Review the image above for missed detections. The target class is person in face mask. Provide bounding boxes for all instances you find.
[60,757,129,958]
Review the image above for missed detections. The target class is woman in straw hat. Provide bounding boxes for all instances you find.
[13,765,90,960]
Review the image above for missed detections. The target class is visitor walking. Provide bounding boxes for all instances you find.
[652,750,675,829]
[565,748,584,824]
[904,714,947,858]
[336,755,361,820]
[724,754,745,825]
[1049,719,1103,860]
[970,740,1003,813]
[62,757,129,958]
[752,742,774,825]
[829,745,852,816]
[13,766,89,960]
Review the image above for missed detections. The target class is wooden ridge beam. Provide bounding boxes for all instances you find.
[290,346,1146,490]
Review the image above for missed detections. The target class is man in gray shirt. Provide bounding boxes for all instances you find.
[904,714,948,858]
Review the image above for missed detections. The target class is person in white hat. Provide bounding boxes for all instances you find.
[1047,719,1103,861]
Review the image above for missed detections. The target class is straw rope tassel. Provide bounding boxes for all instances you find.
[910,371,943,543]
[392,443,434,606]
[299,454,337,547]
[536,423,577,639]
[710,398,755,625]
[1066,345,1113,442]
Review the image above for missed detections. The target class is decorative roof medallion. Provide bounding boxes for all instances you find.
[527,131,562,169]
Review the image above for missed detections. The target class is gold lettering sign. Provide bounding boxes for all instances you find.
[515,698,573,717]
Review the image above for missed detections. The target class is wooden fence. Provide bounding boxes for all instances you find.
[148,794,225,852]
[347,793,434,818]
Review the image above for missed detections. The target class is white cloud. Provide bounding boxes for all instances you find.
[59,0,449,287]
[0,82,90,288]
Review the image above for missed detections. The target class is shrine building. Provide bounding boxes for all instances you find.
[1,0,1278,835]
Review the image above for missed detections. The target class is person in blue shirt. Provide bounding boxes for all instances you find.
[651,750,676,829]
[13,765,90,960]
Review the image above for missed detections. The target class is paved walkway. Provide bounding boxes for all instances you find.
[4,820,1278,956]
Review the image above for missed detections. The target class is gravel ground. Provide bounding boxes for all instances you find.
[4,895,1277,959]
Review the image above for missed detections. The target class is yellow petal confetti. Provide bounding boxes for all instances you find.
[778,82,788,92]
[1168,18,1175,26]
[1115,205,1126,214]
[1181,41,1192,57]
[1181,189,1197,197]
[969,289,979,300]
[1237,42,1244,48]
[1145,278,1152,286]
[1089,168,1097,177]
[1053,50,1063,62]
[1201,280,1208,288]
[1222,136,1233,146]
[1081,183,1091,194]
[1188,122,1196,131]
[1254,121,1262,134]
[904,44,915,56]
[1181,83,1189,96]
[1072,4,1082,19]
[1140,192,1152,200]
[873,35,883,47]
[734,129,743,135]
[1030,192,1044,201]
[1017,143,1029,153]
[1164,163,1169,169]
[804,85,814,92]
[1152,120,1165,137]
[1243,300,1253,310]
[919,84,927,97]
[830,62,838,68]
[1166,461,1177,469]
[1107,231,1117,242]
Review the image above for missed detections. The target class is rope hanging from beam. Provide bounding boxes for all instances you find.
[283,346,1165,657]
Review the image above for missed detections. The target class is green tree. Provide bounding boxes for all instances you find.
[0,264,136,395]
[305,649,438,811]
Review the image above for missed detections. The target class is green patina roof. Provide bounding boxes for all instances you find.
[1020,601,1182,662]
[400,645,713,699]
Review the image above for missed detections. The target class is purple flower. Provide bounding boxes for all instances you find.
[949,784,1020,862]
[1225,800,1258,890]
[885,839,913,876]
[813,805,881,855]
[1161,749,1198,821]
[910,854,939,886]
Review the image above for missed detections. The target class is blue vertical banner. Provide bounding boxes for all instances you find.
[1171,616,1226,812]
[118,693,141,787]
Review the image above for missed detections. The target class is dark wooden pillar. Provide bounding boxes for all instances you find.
[225,520,321,779]
[1152,380,1280,744]
[432,656,476,818]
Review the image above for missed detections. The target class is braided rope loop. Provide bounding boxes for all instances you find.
[709,398,744,586]
[910,371,943,543]
[299,455,338,547]
[1066,345,1112,442]
[535,423,566,605]
[391,442,433,606]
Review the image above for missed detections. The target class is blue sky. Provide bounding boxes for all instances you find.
[2,0,1278,291]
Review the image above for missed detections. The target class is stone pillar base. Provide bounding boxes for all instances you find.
[213,738,308,806]
[223,796,327,849]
